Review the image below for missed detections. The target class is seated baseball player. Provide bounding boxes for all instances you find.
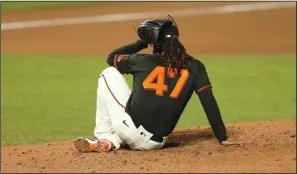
[74,15,240,152]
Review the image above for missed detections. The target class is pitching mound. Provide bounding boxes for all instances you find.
[1,119,296,173]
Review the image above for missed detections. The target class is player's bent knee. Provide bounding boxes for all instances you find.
[100,66,122,78]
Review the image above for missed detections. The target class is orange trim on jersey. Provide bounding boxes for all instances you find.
[117,55,129,62]
[197,84,212,93]
[113,54,130,69]
[100,74,125,109]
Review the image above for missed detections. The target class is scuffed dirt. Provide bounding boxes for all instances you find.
[1,119,296,173]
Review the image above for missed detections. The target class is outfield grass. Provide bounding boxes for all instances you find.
[1,54,295,146]
[0,2,116,11]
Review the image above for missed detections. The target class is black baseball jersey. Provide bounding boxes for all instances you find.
[106,40,227,142]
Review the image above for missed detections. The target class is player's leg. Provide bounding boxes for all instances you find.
[123,125,168,151]
[96,68,168,151]
[98,67,138,139]
[74,66,138,152]
[74,71,123,152]
[92,75,123,149]
[74,67,168,152]
[141,137,168,150]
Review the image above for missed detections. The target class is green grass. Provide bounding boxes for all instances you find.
[1,54,295,146]
[0,2,115,11]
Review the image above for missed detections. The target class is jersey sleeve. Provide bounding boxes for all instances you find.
[194,61,212,94]
[113,53,140,74]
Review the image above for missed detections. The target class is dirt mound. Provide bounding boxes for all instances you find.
[1,119,296,173]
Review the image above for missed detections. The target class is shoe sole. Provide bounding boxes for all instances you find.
[74,138,92,153]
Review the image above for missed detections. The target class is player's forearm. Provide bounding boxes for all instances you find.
[198,89,228,143]
[106,40,148,66]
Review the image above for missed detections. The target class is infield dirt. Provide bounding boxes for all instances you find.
[1,2,296,173]
[1,120,296,173]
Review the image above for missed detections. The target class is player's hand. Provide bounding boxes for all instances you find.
[220,137,242,146]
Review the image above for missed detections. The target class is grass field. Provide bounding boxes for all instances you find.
[1,54,296,146]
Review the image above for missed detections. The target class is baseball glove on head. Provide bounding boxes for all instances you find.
[137,15,179,46]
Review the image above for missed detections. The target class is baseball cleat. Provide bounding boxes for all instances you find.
[74,137,115,153]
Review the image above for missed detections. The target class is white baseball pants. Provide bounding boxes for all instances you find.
[93,67,168,151]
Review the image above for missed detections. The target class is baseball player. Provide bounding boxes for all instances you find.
[74,15,240,152]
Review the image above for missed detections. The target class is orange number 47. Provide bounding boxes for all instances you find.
[143,66,189,99]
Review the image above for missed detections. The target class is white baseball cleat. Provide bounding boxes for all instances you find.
[74,137,115,153]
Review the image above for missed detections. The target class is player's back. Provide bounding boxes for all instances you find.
[125,53,208,137]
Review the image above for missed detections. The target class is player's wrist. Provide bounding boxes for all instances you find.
[219,135,228,144]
